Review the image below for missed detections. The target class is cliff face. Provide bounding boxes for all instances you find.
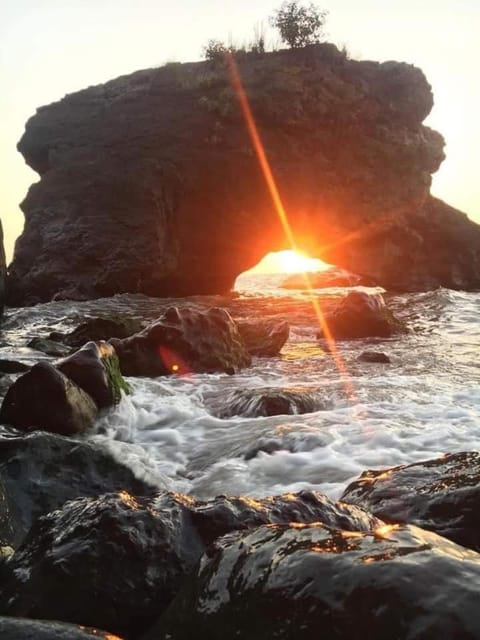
[0,221,6,315]
[8,45,480,305]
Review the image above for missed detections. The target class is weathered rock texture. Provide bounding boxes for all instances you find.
[0,222,6,315]
[8,45,480,304]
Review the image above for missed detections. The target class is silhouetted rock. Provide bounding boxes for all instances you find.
[236,318,289,356]
[0,360,30,374]
[214,387,324,418]
[0,221,6,318]
[357,351,391,363]
[27,337,70,357]
[282,268,368,289]
[57,341,130,409]
[111,306,250,376]
[63,316,143,349]
[0,431,160,547]
[0,490,381,636]
[8,46,480,305]
[341,451,480,551]
[0,362,97,435]
[317,291,407,339]
[146,523,480,640]
[0,616,122,640]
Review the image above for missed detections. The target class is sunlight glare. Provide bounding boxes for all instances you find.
[249,250,331,274]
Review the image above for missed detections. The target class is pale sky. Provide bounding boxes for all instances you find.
[1,0,479,263]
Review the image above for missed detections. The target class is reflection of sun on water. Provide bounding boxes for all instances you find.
[247,250,331,274]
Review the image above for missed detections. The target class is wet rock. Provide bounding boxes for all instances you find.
[27,337,71,358]
[0,431,160,547]
[0,490,381,635]
[146,523,480,640]
[0,362,97,435]
[317,291,407,339]
[236,319,289,356]
[281,267,369,289]
[357,350,391,363]
[0,616,122,640]
[111,306,251,376]
[341,451,480,551]
[0,360,30,374]
[0,221,5,319]
[64,316,143,349]
[57,341,130,409]
[214,387,323,418]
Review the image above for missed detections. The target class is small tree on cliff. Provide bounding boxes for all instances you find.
[270,2,328,48]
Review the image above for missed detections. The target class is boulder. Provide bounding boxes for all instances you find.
[27,337,70,358]
[145,523,480,640]
[57,341,130,408]
[357,350,391,363]
[317,291,407,339]
[8,46,480,306]
[0,360,30,374]
[0,617,122,640]
[0,431,161,547]
[213,387,324,418]
[0,221,6,318]
[0,362,97,435]
[0,490,381,636]
[341,451,480,551]
[111,306,250,376]
[63,316,143,349]
[236,318,289,356]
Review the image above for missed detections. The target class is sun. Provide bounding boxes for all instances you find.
[248,250,330,274]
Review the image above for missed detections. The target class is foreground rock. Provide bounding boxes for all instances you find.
[8,45,480,305]
[27,337,70,357]
[236,318,289,356]
[0,617,122,640]
[111,306,250,376]
[57,341,130,408]
[341,451,480,551]
[0,362,97,435]
[214,387,324,418]
[0,432,160,547]
[146,523,480,640]
[62,316,143,349]
[0,490,381,636]
[317,291,407,339]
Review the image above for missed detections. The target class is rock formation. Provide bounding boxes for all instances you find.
[8,45,480,305]
[0,222,6,315]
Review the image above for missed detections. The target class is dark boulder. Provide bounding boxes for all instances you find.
[145,523,480,640]
[63,316,143,349]
[236,319,289,357]
[27,337,70,358]
[0,490,381,636]
[357,350,391,363]
[213,387,324,418]
[0,221,5,318]
[0,362,97,435]
[57,341,130,409]
[341,451,480,551]
[0,616,123,640]
[317,291,407,339]
[0,360,30,374]
[0,431,161,547]
[111,306,250,376]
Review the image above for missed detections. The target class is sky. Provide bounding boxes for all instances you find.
[1,0,479,265]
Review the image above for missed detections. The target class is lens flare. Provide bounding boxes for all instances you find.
[225,53,357,403]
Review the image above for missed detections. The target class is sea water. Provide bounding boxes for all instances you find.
[1,273,479,499]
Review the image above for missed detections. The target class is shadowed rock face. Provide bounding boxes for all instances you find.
[8,45,480,305]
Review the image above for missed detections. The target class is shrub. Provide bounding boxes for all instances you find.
[270,1,328,48]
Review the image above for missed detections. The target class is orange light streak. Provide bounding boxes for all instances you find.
[225,53,357,402]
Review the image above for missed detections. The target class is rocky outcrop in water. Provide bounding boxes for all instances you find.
[0,617,122,640]
[236,318,289,356]
[341,451,480,551]
[0,222,6,316]
[143,522,480,640]
[0,432,161,547]
[214,387,324,418]
[317,291,407,339]
[111,306,250,376]
[8,45,480,305]
[0,490,381,637]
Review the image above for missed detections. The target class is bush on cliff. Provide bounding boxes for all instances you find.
[270,1,328,48]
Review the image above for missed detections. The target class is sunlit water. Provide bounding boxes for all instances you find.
[1,273,479,500]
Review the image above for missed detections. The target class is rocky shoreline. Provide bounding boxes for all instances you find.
[0,292,479,638]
